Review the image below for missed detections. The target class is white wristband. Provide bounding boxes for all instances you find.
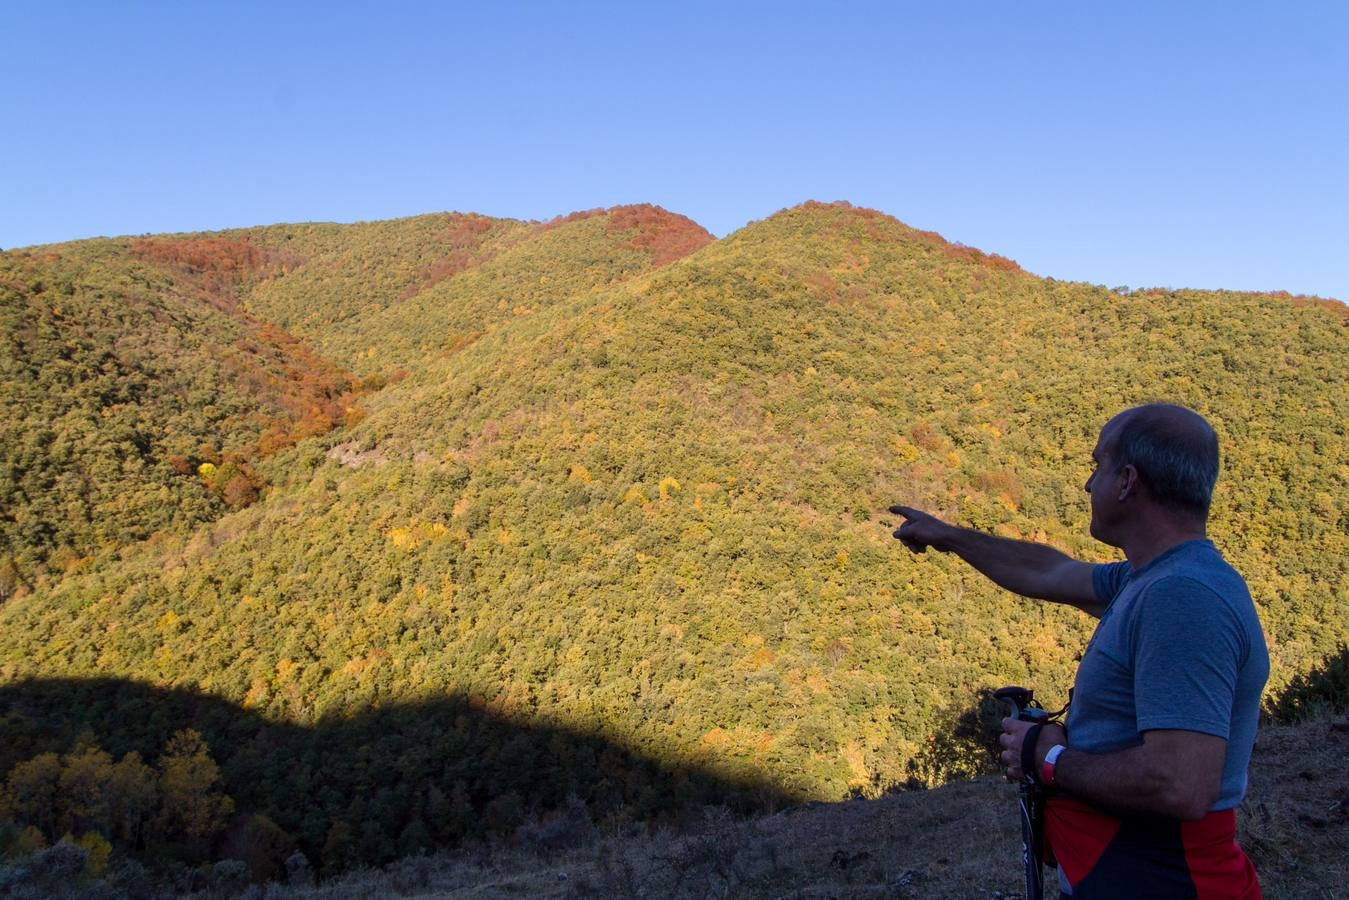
[1041,743,1067,787]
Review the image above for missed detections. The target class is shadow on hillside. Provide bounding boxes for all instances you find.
[0,677,796,871]
[904,687,1005,787]
[1267,643,1349,722]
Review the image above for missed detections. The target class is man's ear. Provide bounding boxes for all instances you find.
[1117,464,1140,501]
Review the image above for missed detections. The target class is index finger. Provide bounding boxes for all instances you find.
[888,505,921,519]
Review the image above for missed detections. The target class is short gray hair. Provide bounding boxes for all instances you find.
[1109,404,1220,520]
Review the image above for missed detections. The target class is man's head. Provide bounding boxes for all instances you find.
[1087,404,1220,542]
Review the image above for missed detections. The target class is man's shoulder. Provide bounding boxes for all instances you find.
[1134,569,1254,626]
[1136,541,1251,603]
[1131,556,1265,662]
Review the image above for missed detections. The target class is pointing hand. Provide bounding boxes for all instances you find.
[888,505,949,554]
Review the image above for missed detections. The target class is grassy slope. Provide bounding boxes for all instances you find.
[225,714,1349,899]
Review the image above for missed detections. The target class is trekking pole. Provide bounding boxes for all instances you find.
[994,686,1047,900]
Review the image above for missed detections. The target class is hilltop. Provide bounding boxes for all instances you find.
[1,201,1345,883]
[0,205,710,593]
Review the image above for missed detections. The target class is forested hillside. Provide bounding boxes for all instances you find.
[242,205,712,374]
[0,236,359,597]
[0,206,709,600]
[1,202,1344,883]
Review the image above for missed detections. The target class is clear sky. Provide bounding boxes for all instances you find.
[3,2,1346,299]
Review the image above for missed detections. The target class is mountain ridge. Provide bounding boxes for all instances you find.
[1,200,1345,881]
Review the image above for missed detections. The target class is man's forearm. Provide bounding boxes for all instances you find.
[1055,740,1219,821]
[891,506,1102,614]
[937,526,1094,610]
[1003,723,1223,821]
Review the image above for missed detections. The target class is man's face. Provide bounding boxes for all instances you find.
[1085,421,1123,544]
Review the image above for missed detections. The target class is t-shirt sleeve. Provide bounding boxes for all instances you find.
[1129,576,1246,739]
[1091,561,1131,607]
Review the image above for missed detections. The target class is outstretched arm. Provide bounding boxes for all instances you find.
[890,505,1105,617]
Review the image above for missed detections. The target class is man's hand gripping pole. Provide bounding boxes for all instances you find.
[994,686,1049,900]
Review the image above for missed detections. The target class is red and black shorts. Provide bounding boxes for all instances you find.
[1044,795,1261,898]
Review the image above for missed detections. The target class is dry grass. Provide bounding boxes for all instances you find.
[1238,716,1349,898]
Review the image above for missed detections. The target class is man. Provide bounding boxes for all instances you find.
[892,404,1267,898]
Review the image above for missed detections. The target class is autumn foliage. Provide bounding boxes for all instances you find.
[130,236,264,312]
[540,204,713,268]
[2,201,1345,887]
[799,200,1023,272]
[607,203,715,267]
[399,213,506,299]
[130,235,263,277]
[131,236,363,502]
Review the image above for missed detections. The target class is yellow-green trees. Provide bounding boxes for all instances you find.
[156,729,233,855]
[0,201,1344,875]
[4,752,62,837]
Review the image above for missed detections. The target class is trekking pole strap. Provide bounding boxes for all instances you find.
[1021,723,1044,787]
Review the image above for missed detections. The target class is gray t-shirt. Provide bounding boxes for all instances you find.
[1066,539,1269,811]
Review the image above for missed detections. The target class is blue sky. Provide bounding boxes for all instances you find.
[3,2,1346,299]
